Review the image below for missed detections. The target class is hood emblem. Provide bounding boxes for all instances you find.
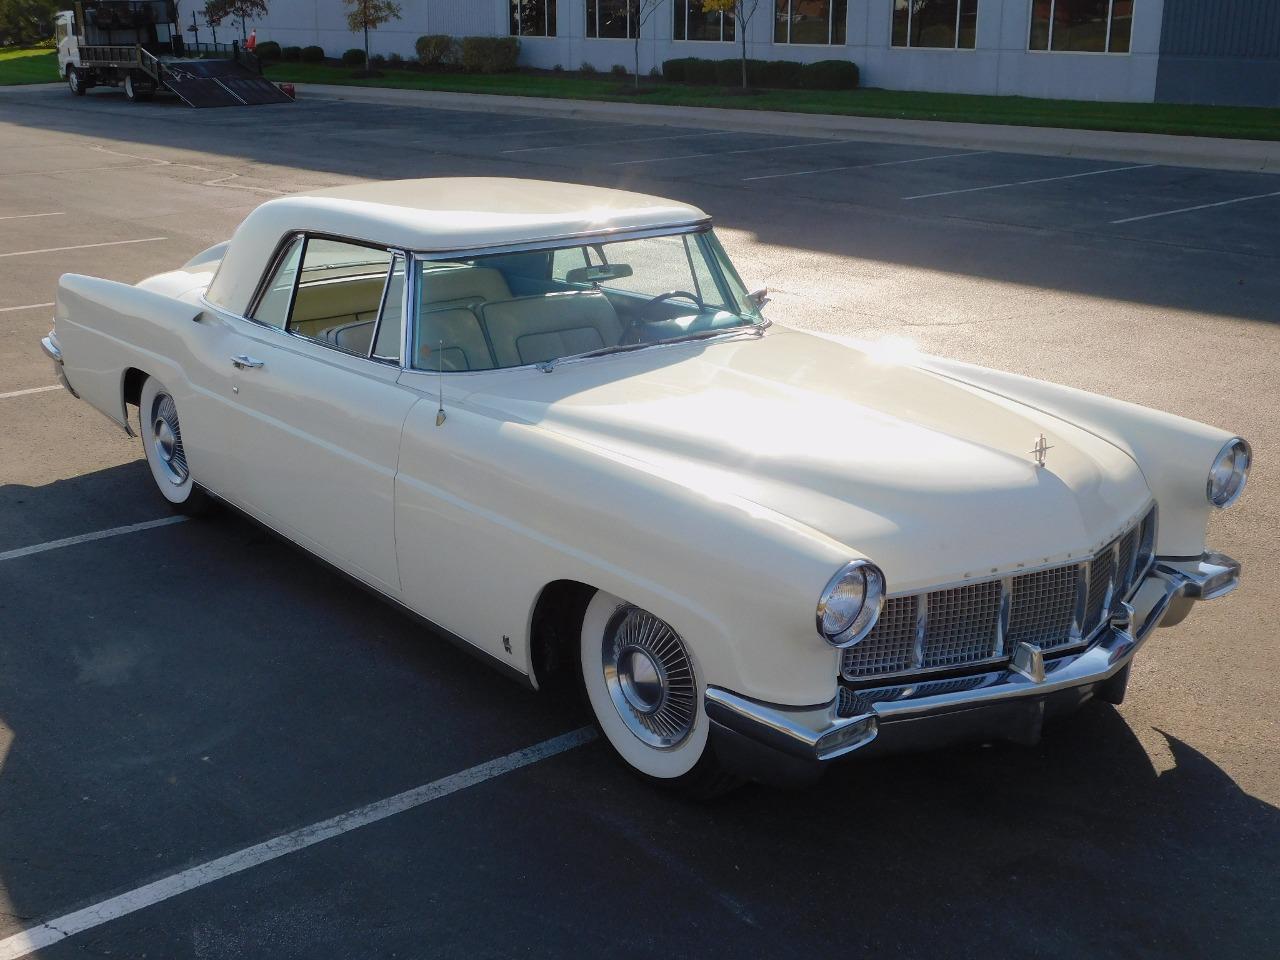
[1031,433,1053,468]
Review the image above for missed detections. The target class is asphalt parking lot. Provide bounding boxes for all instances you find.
[1,83,1278,959]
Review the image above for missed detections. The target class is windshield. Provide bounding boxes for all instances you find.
[409,229,762,372]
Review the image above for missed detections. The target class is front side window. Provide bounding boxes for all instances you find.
[775,0,847,44]
[284,237,395,357]
[892,0,978,49]
[511,0,556,37]
[1029,0,1131,53]
[673,0,735,41]
[411,230,762,373]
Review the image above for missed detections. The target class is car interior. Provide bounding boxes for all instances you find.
[257,233,757,370]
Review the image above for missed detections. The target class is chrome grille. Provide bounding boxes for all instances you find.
[1006,563,1080,651]
[841,505,1156,683]
[839,673,997,716]
[921,581,1002,669]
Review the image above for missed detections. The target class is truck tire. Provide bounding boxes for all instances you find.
[67,66,87,96]
[123,73,153,102]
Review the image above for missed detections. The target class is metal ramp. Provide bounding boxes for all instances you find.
[159,58,293,108]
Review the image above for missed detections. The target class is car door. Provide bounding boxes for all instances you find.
[199,235,419,595]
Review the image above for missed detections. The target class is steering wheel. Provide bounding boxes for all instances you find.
[619,290,706,344]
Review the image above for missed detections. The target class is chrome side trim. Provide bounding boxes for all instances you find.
[712,550,1239,764]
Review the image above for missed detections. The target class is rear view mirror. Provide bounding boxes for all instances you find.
[565,263,634,285]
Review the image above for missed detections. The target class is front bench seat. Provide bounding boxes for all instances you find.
[482,291,622,368]
[420,265,511,310]
[416,307,497,371]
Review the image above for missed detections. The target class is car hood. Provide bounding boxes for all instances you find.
[464,328,1151,592]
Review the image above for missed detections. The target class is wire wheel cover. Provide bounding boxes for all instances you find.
[602,606,697,748]
[150,393,188,484]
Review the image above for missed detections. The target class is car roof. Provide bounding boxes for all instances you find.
[206,178,710,314]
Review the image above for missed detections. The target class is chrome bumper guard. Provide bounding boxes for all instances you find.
[705,551,1239,779]
[41,330,78,398]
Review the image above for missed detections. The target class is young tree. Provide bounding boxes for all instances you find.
[0,0,58,45]
[699,0,762,89]
[203,0,266,43]
[343,0,402,71]
[629,0,663,88]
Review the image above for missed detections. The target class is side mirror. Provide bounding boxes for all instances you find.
[565,263,634,285]
[746,286,770,310]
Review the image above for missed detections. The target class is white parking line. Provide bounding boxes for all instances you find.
[0,301,54,313]
[0,212,65,222]
[903,164,1155,200]
[0,727,595,960]
[504,130,737,154]
[0,384,60,400]
[1110,189,1280,224]
[743,150,991,182]
[611,137,860,166]
[0,517,188,562]
[0,237,167,259]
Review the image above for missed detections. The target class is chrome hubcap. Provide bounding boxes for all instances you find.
[150,393,188,485]
[602,607,696,749]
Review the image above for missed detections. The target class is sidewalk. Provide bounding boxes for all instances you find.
[297,82,1280,174]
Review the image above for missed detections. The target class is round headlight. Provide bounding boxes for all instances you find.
[816,560,886,649]
[1207,438,1251,508]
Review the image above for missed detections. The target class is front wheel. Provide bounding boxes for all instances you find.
[578,590,740,798]
[138,376,211,515]
[67,66,87,96]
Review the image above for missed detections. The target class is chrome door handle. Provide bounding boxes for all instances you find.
[231,355,264,370]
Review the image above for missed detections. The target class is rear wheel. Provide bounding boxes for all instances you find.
[578,590,740,798]
[66,66,87,96]
[138,377,211,515]
[123,73,153,102]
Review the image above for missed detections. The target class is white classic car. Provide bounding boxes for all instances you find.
[43,177,1249,795]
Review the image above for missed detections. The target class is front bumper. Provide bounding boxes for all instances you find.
[40,330,79,399]
[705,551,1240,786]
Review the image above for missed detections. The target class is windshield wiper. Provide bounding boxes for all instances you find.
[538,320,769,373]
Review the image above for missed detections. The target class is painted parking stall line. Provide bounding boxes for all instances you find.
[1111,189,1280,224]
[0,384,61,400]
[0,237,167,259]
[0,517,188,562]
[0,302,54,314]
[0,728,596,960]
[611,137,861,166]
[743,150,992,182]
[903,164,1155,200]
[0,212,65,222]
[503,130,738,154]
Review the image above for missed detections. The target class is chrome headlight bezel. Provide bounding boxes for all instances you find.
[816,559,886,649]
[1206,437,1251,509]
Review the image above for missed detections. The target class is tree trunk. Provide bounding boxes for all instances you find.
[740,27,747,89]
[241,15,246,41]
[633,34,640,88]
[364,22,370,69]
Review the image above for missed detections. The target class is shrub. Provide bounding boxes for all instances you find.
[281,45,302,61]
[460,36,519,73]
[685,58,718,85]
[387,51,404,66]
[714,58,739,85]
[552,63,564,72]
[254,40,280,61]
[341,47,366,66]
[579,61,596,75]
[611,63,628,78]
[661,57,692,82]
[369,53,386,67]
[415,34,457,67]
[649,65,661,79]
[800,58,859,90]
[300,45,325,62]
[751,59,802,88]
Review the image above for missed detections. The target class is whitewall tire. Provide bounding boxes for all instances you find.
[579,590,738,795]
[138,376,209,514]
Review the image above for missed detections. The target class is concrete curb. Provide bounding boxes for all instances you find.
[296,83,1280,174]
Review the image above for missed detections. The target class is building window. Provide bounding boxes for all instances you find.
[511,0,556,37]
[891,1,978,49]
[586,0,634,38]
[1029,0,1131,53]
[674,0,736,41]
[775,0,847,45]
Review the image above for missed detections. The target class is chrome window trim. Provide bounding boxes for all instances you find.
[368,251,408,365]
[410,221,711,263]
[245,232,304,326]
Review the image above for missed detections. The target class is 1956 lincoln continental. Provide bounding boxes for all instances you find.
[42,178,1249,794]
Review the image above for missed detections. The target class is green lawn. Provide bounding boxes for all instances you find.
[0,46,59,85]
[265,62,1280,142]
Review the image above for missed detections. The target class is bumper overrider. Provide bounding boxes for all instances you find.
[40,330,79,399]
[705,552,1240,786]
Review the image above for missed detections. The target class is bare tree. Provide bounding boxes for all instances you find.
[700,0,762,89]
[343,0,402,70]
[630,0,663,88]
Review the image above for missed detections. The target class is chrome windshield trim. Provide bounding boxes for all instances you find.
[410,221,712,261]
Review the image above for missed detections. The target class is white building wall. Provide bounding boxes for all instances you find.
[243,0,1165,102]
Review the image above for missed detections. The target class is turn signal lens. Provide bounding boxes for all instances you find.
[816,560,886,649]
[1207,438,1251,508]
